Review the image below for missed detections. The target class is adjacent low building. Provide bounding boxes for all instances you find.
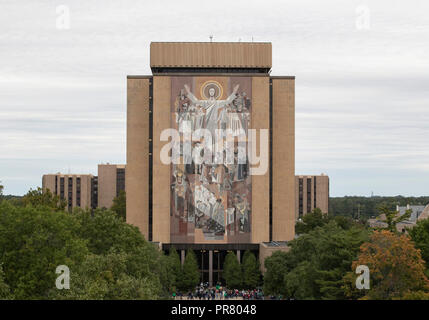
[42,173,96,211]
[98,163,126,209]
[42,163,126,211]
[295,174,329,219]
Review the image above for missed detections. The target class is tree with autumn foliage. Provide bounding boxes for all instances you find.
[343,230,429,300]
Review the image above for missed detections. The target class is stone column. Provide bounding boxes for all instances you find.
[209,250,213,287]
[237,250,241,263]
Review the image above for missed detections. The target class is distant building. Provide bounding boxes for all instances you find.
[295,174,329,219]
[42,174,97,211]
[98,164,126,209]
[42,164,126,211]
[396,204,429,233]
[367,204,429,233]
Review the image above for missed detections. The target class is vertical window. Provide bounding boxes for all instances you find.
[314,176,317,210]
[91,177,98,209]
[307,178,312,213]
[299,178,303,218]
[76,177,81,207]
[68,177,73,212]
[116,168,125,197]
[60,177,65,200]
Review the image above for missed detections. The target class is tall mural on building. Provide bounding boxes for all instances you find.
[170,77,252,243]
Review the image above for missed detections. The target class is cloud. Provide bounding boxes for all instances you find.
[0,0,428,196]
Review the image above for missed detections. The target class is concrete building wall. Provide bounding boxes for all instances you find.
[315,175,329,214]
[150,42,272,69]
[97,164,126,209]
[126,77,150,239]
[98,164,117,209]
[152,75,171,244]
[80,175,93,210]
[272,78,295,241]
[42,174,56,194]
[126,42,296,248]
[295,174,329,219]
[259,243,290,273]
[42,174,93,210]
[251,76,270,243]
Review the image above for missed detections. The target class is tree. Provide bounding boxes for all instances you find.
[73,208,171,296]
[409,219,429,274]
[295,208,329,234]
[263,251,290,296]
[223,252,242,289]
[332,215,355,230]
[344,230,429,300]
[0,195,174,300]
[111,190,126,220]
[168,247,182,293]
[53,251,161,300]
[0,264,13,299]
[74,209,148,255]
[398,290,429,300]
[242,251,260,289]
[287,222,369,299]
[22,187,66,212]
[264,221,368,299]
[329,196,429,220]
[377,206,411,233]
[179,250,200,291]
[0,201,88,299]
[284,260,316,299]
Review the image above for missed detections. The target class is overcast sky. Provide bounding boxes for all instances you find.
[0,0,428,196]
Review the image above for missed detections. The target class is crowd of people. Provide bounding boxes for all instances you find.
[173,283,267,300]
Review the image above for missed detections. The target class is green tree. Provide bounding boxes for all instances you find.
[284,260,316,299]
[288,222,369,299]
[0,201,88,299]
[223,252,242,289]
[332,215,355,230]
[242,251,260,289]
[179,250,199,291]
[264,221,369,299]
[53,251,161,300]
[73,208,170,296]
[0,264,13,299]
[168,247,182,292]
[74,209,148,255]
[22,187,66,212]
[111,190,126,220]
[377,206,411,233]
[263,251,290,296]
[329,196,429,220]
[295,208,329,234]
[409,219,429,274]
[0,196,173,300]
